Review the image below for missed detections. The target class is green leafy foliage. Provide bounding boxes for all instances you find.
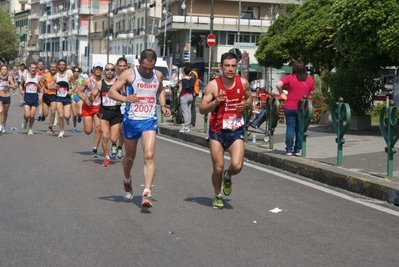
[0,9,18,62]
[323,64,385,115]
[332,0,399,66]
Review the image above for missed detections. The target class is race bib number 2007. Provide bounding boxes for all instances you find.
[132,96,156,118]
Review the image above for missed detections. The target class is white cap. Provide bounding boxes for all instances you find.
[92,62,103,69]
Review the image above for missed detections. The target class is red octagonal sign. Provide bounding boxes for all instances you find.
[207,33,216,47]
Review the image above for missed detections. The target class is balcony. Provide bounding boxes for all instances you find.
[161,15,271,33]
[117,33,128,39]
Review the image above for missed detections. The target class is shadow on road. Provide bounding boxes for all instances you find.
[184,196,232,209]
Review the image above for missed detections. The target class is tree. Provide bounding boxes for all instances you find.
[0,9,18,63]
[255,1,336,71]
[332,0,399,68]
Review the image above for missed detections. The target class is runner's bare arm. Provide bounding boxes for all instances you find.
[199,80,221,114]
[109,68,135,103]
[91,80,102,98]
[76,78,90,103]
[19,75,25,95]
[236,78,253,112]
[68,74,77,94]
[8,75,16,89]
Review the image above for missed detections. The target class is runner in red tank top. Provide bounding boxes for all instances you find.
[199,52,253,209]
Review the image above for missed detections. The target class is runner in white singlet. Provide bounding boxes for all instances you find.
[108,49,171,208]
[0,65,16,133]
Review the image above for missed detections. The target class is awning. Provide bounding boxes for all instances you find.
[238,63,264,73]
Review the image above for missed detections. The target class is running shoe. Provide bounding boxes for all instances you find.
[28,128,33,135]
[179,126,191,133]
[117,148,124,159]
[37,115,42,121]
[57,131,64,138]
[111,145,117,158]
[91,149,99,158]
[22,119,28,130]
[53,123,58,127]
[222,170,232,196]
[47,126,54,134]
[141,192,153,208]
[71,127,77,133]
[0,124,3,133]
[41,116,45,122]
[65,118,70,125]
[122,180,133,201]
[102,158,110,167]
[77,116,82,123]
[294,152,301,157]
[213,195,225,209]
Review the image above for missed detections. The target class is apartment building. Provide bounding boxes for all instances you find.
[3,0,305,76]
[109,0,304,81]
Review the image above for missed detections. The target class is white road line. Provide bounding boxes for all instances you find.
[158,135,399,217]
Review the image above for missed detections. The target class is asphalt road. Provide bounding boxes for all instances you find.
[1,99,399,266]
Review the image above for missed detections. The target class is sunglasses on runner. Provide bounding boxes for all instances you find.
[105,68,115,71]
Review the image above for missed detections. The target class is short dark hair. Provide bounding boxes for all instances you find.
[139,49,157,64]
[57,59,67,66]
[117,57,128,65]
[220,52,238,64]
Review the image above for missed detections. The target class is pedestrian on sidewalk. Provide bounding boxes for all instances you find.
[276,60,314,156]
[199,51,253,209]
[178,64,194,133]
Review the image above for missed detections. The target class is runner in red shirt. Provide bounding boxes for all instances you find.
[199,52,253,209]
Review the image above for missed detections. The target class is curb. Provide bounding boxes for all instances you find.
[159,124,399,206]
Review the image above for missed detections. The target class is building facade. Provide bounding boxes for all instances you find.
[3,0,305,77]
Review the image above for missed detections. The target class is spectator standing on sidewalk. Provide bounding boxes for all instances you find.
[189,67,200,127]
[178,64,194,133]
[199,52,252,209]
[276,60,314,156]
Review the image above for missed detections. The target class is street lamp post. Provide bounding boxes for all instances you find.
[188,0,193,62]
[107,0,112,63]
[162,7,167,57]
[180,1,192,62]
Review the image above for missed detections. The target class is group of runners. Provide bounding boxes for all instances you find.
[0,49,253,210]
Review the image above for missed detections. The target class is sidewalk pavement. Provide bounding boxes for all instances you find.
[158,106,399,206]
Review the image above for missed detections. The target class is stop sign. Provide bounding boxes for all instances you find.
[207,33,216,47]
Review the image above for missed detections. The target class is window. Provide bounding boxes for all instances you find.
[227,33,235,45]
[242,6,260,19]
[195,44,203,58]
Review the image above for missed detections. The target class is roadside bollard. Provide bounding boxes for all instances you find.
[265,94,280,150]
[379,100,399,178]
[171,86,179,126]
[244,108,251,143]
[297,95,313,157]
[331,97,351,166]
[203,113,208,133]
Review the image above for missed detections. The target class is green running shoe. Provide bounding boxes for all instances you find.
[222,170,232,196]
[213,195,225,209]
